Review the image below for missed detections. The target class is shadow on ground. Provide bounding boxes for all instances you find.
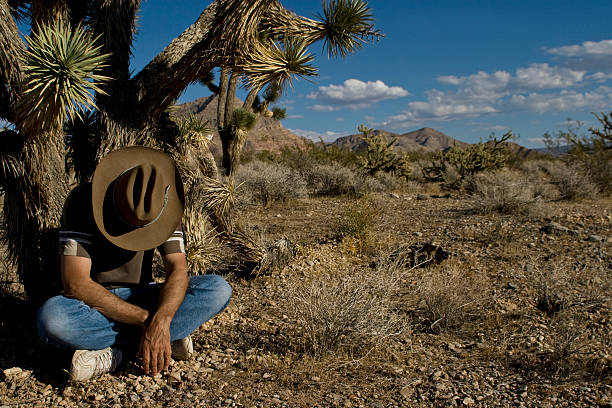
[0,294,72,386]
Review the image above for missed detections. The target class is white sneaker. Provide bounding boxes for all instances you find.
[171,336,193,360]
[70,347,122,381]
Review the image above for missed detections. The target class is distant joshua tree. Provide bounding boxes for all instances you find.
[0,0,381,304]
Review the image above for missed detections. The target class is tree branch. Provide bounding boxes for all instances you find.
[91,0,140,119]
[0,0,26,122]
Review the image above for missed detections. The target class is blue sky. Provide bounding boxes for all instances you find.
[131,0,612,147]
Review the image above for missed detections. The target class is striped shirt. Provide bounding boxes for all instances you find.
[60,183,185,288]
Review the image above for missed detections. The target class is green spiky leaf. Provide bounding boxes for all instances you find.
[271,107,286,120]
[317,0,382,58]
[18,20,110,135]
[231,108,257,131]
[241,37,318,91]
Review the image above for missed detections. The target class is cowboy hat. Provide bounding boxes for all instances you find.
[92,146,185,251]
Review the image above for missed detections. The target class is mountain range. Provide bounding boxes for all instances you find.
[176,97,539,157]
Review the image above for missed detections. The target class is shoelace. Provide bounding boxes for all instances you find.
[93,350,117,376]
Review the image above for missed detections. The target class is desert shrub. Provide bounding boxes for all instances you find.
[543,161,598,200]
[423,131,513,189]
[356,125,411,178]
[285,260,407,353]
[299,161,359,196]
[334,199,379,254]
[541,311,611,378]
[235,160,307,206]
[544,111,612,194]
[528,263,610,317]
[467,170,538,214]
[414,262,486,332]
[518,159,560,200]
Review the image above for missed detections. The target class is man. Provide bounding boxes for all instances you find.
[37,146,232,381]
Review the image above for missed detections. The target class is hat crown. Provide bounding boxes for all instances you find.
[114,164,168,227]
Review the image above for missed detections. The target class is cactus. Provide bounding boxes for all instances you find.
[357,125,411,179]
[423,131,514,189]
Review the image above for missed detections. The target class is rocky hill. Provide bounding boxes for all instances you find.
[174,95,308,154]
[332,127,539,158]
[331,127,469,153]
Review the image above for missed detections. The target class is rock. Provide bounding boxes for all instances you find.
[586,235,605,242]
[539,222,578,236]
[390,193,400,199]
[524,264,535,273]
[262,373,272,379]
[400,385,413,399]
[417,194,429,201]
[506,282,518,290]
[2,367,31,382]
[463,396,475,405]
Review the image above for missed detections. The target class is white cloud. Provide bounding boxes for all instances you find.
[505,87,612,113]
[288,128,345,142]
[286,114,304,119]
[381,58,612,130]
[548,39,612,57]
[336,117,344,122]
[308,79,409,110]
[547,39,612,72]
[437,64,586,96]
[311,104,340,112]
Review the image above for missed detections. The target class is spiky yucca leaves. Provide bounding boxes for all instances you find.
[271,107,286,120]
[263,0,381,58]
[182,206,222,275]
[317,0,379,58]
[231,108,257,131]
[16,20,110,137]
[240,37,317,91]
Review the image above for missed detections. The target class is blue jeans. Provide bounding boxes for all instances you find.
[36,275,231,351]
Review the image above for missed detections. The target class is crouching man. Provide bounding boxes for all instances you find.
[37,146,231,381]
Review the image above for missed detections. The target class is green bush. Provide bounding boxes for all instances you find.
[356,125,411,178]
[423,131,513,189]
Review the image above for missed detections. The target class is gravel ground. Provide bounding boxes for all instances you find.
[0,193,610,407]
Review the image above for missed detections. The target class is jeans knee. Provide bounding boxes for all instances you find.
[37,297,71,343]
[211,275,232,307]
[190,274,232,308]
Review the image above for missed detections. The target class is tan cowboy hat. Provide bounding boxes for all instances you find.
[92,146,185,251]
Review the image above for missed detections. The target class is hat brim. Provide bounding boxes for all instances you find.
[92,146,184,251]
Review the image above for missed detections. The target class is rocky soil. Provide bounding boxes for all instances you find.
[0,193,610,407]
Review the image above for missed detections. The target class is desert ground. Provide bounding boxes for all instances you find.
[0,182,610,407]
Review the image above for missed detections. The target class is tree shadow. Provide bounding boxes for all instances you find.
[0,294,72,386]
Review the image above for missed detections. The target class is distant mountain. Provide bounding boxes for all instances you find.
[331,127,469,153]
[174,95,307,154]
[331,127,542,158]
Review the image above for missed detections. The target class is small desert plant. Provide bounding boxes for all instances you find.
[423,131,513,189]
[529,263,610,317]
[414,263,486,332]
[467,170,538,215]
[334,199,379,254]
[357,125,411,178]
[286,261,408,354]
[235,160,307,206]
[544,161,598,200]
[300,161,359,196]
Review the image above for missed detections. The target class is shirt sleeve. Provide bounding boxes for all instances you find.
[59,184,94,259]
[157,226,185,256]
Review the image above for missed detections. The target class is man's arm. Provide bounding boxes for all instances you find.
[138,252,189,375]
[62,255,150,326]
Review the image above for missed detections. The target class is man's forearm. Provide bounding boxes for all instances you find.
[65,280,150,326]
[154,265,189,321]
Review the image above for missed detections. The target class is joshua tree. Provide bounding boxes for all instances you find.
[0,0,381,304]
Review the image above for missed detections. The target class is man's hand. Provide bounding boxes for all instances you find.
[137,314,172,376]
